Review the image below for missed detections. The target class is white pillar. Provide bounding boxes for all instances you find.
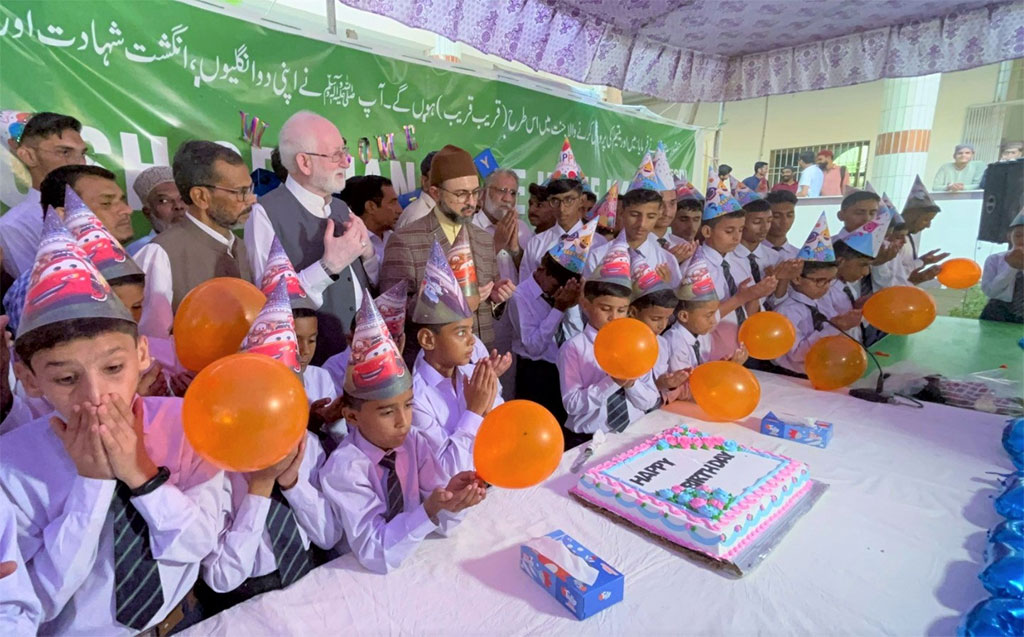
[871,74,941,204]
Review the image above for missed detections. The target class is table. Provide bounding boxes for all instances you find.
[870,316,1024,380]
[184,372,1013,636]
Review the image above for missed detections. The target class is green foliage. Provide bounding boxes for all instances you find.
[948,286,987,319]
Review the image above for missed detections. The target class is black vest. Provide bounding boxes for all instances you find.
[260,186,369,363]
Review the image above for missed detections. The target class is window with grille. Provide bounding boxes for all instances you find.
[767,141,871,189]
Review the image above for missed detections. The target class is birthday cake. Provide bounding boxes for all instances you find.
[571,425,811,561]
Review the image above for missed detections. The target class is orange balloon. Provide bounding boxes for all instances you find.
[804,335,867,391]
[689,361,761,421]
[183,353,308,472]
[862,285,936,335]
[937,258,982,289]
[594,318,659,380]
[473,400,563,488]
[738,311,797,360]
[174,278,266,372]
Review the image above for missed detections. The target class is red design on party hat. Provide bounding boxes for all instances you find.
[630,249,670,300]
[584,182,619,230]
[628,151,663,192]
[797,211,836,262]
[240,277,301,374]
[548,218,597,274]
[703,165,743,220]
[550,136,584,182]
[836,208,892,259]
[588,236,632,290]
[374,280,408,340]
[413,241,473,325]
[676,254,719,302]
[446,225,478,298]
[63,186,142,283]
[260,237,314,310]
[18,208,132,338]
[1,109,32,151]
[674,175,703,204]
[345,291,412,401]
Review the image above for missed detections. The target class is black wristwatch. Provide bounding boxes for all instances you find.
[129,466,170,497]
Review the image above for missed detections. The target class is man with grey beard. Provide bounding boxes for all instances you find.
[472,169,534,285]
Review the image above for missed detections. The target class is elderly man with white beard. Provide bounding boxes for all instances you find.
[472,169,534,285]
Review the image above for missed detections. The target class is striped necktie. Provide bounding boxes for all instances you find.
[721,260,747,324]
[111,482,165,631]
[747,253,761,283]
[379,451,404,522]
[606,387,630,433]
[266,485,314,587]
[692,341,703,365]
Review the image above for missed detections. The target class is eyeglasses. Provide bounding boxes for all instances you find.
[199,184,256,201]
[488,186,517,198]
[31,145,88,162]
[548,195,579,209]
[801,275,835,287]
[303,148,350,165]
[439,186,484,203]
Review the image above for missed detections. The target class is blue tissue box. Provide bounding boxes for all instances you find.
[761,411,833,448]
[519,530,624,620]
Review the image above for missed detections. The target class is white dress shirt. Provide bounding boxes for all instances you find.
[319,428,460,574]
[773,290,841,374]
[472,211,534,284]
[0,491,40,634]
[872,235,924,289]
[201,431,334,592]
[797,165,824,197]
[0,397,224,636]
[321,349,350,397]
[411,349,504,475]
[135,213,237,338]
[0,189,41,278]
[665,322,713,372]
[508,275,584,364]
[982,250,1022,302]
[730,242,785,310]
[245,176,374,315]
[395,192,436,230]
[367,230,393,284]
[585,231,683,287]
[696,244,747,359]
[558,324,659,435]
[760,239,800,260]
[303,364,348,440]
[520,222,607,283]
[824,278,864,341]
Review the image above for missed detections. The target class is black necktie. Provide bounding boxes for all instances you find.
[111,482,165,631]
[266,485,314,587]
[721,260,747,324]
[861,273,874,295]
[842,285,856,306]
[692,341,703,365]
[747,253,761,283]
[803,303,828,331]
[771,245,783,252]
[657,237,669,250]
[908,234,918,260]
[606,387,630,433]
[1013,270,1024,317]
[379,451,404,522]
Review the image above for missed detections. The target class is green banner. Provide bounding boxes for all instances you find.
[0,0,694,215]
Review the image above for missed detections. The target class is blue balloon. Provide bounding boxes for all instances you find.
[1004,419,1024,470]
[989,521,1024,551]
[979,551,1024,599]
[985,542,1018,567]
[995,484,1024,520]
[959,598,1024,636]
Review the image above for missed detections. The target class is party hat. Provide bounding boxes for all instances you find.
[676,255,719,302]
[836,208,892,259]
[63,186,143,283]
[1011,210,1024,228]
[902,175,940,214]
[584,182,619,229]
[628,151,663,192]
[549,137,584,182]
[1,109,32,151]
[261,237,314,310]
[796,211,836,261]
[446,225,479,298]
[702,165,744,221]
[588,236,632,290]
[650,142,675,192]
[374,280,408,340]
[345,292,412,401]
[878,191,899,217]
[630,249,671,300]
[674,177,703,204]
[18,209,132,338]
[734,181,764,207]
[547,218,597,274]
[413,241,473,324]
[241,277,300,374]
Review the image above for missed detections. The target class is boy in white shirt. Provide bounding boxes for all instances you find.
[559,237,659,449]
[0,491,41,634]
[627,252,689,406]
[410,242,506,473]
[762,190,801,259]
[320,294,486,573]
[728,192,801,311]
[197,279,336,614]
[509,220,593,423]
[830,209,892,342]
[871,176,948,289]
[980,211,1024,323]
[2,213,223,635]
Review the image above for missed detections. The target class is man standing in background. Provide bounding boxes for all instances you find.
[817,149,849,196]
[797,151,824,198]
[742,162,769,193]
[771,166,799,193]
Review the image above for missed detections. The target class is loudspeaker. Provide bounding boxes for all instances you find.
[979,159,1024,243]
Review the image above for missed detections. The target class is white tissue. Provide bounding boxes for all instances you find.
[526,536,599,586]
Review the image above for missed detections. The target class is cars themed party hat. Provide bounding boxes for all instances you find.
[413,241,473,325]
[587,236,632,289]
[240,277,301,374]
[446,225,479,298]
[345,292,412,401]
[63,185,143,283]
[260,236,315,310]
[374,280,408,340]
[630,249,671,300]
[676,255,719,302]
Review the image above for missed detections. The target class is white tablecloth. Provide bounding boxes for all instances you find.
[184,372,1013,636]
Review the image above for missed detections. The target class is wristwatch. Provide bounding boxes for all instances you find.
[130,466,170,497]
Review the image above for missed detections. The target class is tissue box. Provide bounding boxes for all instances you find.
[519,530,623,620]
[761,411,833,448]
